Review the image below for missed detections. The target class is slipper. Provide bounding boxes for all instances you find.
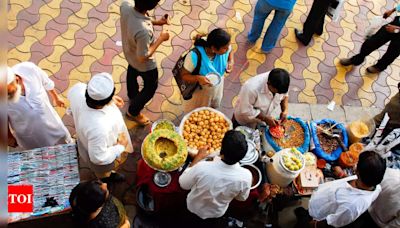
[126,112,151,126]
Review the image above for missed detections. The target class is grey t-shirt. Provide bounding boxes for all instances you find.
[120,0,157,72]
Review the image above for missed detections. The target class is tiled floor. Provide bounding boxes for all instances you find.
[8,0,400,130]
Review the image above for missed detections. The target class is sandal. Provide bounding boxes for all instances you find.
[126,112,151,126]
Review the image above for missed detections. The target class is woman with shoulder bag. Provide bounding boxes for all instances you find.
[181,28,234,113]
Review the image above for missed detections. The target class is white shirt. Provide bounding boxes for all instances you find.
[309,175,382,227]
[369,168,400,228]
[234,72,288,128]
[179,159,252,219]
[67,83,133,166]
[8,62,71,150]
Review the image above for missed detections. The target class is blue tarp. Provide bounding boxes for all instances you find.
[310,119,348,161]
[264,116,310,154]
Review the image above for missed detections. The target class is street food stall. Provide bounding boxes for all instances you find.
[135,108,399,220]
[135,107,263,215]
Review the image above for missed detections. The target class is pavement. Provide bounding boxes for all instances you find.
[7,0,394,226]
[8,0,400,139]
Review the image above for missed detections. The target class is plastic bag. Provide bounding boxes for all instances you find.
[365,16,389,39]
[264,116,310,154]
[310,119,348,161]
[371,128,400,158]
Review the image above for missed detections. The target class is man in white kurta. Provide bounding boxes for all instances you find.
[7,62,72,150]
[233,69,290,129]
[306,151,386,228]
[68,73,133,181]
[179,130,252,220]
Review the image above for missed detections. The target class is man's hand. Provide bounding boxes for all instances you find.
[279,112,288,123]
[383,8,395,19]
[264,116,279,127]
[159,30,170,42]
[385,24,400,33]
[8,135,18,148]
[195,147,209,160]
[113,95,125,108]
[117,133,129,149]
[190,146,209,166]
[197,76,212,86]
[54,95,66,107]
[158,14,170,25]
[49,90,66,107]
[153,14,170,26]
[259,183,280,203]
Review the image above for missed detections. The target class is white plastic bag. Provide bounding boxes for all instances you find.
[370,128,400,158]
[365,16,389,39]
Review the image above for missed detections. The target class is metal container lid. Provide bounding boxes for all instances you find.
[153,171,172,188]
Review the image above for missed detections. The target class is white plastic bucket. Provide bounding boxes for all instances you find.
[266,149,304,187]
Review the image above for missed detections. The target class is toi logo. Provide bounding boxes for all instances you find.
[8,185,33,212]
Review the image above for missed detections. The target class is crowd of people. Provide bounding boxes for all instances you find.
[6,0,400,227]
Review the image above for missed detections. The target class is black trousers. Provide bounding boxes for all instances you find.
[126,65,158,116]
[351,26,400,71]
[301,0,335,44]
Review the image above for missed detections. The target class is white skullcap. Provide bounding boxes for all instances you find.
[87,72,115,100]
[7,67,16,85]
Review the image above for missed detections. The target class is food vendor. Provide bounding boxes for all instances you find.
[68,73,133,183]
[232,68,290,129]
[7,62,72,150]
[179,130,252,223]
[295,151,386,228]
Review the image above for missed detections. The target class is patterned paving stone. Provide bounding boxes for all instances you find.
[7,0,400,128]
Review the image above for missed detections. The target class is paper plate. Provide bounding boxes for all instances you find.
[205,73,221,87]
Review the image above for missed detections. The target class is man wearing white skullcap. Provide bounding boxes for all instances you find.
[68,72,133,183]
[7,62,72,149]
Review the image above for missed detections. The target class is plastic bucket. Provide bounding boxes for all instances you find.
[346,118,375,144]
[266,149,304,187]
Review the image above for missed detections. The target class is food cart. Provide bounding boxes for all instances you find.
[135,107,262,216]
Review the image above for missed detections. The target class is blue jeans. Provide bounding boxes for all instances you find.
[248,0,292,52]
